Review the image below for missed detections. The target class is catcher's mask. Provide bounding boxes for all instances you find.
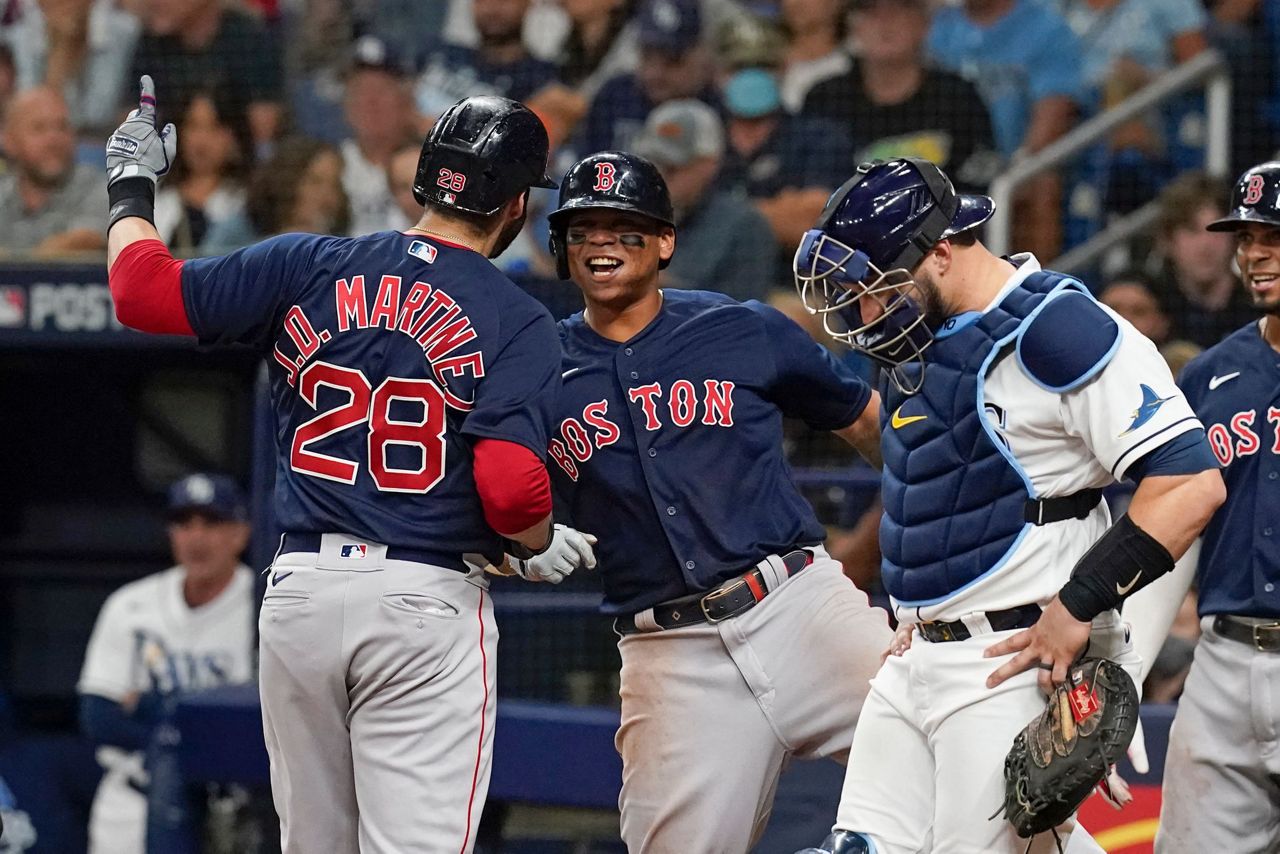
[793,158,994,395]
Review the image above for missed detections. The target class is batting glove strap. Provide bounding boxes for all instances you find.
[107,177,157,229]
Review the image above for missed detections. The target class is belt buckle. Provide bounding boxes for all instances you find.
[921,621,956,642]
[700,578,746,624]
[1252,622,1280,651]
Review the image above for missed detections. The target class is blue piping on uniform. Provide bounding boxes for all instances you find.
[893,304,1040,608]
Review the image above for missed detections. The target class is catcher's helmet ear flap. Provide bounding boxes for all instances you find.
[548,151,676,280]
[1208,161,1280,231]
[413,96,555,216]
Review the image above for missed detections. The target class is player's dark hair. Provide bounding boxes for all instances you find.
[247,136,351,237]
[945,227,978,247]
[1155,171,1231,239]
[422,198,505,233]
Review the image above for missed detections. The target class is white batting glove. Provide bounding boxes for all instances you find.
[510,524,597,584]
[106,75,176,189]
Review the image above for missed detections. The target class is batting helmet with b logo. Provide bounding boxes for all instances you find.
[1208,161,1280,231]
[547,151,676,279]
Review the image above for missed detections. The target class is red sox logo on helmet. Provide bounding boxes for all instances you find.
[1244,174,1266,205]
[594,162,617,192]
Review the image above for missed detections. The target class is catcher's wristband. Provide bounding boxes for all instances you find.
[1058,514,1174,621]
[107,177,157,229]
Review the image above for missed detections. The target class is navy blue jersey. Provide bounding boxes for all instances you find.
[1178,320,1280,618]
[180,231,560,563]
[549,289,872,614]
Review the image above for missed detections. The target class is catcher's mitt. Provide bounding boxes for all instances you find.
[995,657,1139,838]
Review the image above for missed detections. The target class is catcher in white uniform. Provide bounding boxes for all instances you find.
[77,474,256,854]
[790,159,1225,854]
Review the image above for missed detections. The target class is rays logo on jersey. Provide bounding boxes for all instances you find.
[341,543,368,559]
[132,631,236,695]
[1121,384,1175,436]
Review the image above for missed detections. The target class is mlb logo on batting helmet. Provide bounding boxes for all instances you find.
[341,544,368,559]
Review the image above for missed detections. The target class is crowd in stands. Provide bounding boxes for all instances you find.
[0,0,1271,293]
[0,0,1275,698]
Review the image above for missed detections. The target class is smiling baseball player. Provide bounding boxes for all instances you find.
[104,77,584,854]
[543,151,892,853]
[790,158,1224,854]
[1156,161,1280,852]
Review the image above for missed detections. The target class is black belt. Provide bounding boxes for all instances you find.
[614,549,814,635]
[1024,488,1105,525]
[279,532,467,573]
[1213,615,1280,652]
[917,603,1043,643]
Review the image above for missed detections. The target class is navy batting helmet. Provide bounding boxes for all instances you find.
[793,158,993,393]
[547,151,675,280]
[1208,162,1280,231]
[413,96,556,216]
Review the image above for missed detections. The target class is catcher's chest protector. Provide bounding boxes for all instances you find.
[879,271,1087,604]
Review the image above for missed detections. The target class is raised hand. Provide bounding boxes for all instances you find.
[106,75,177,190]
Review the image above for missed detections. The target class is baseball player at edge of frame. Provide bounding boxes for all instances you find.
[542,150,894,853]
[103,77,597,854]
[789,158,1225,854]
[1152,161,1280,853]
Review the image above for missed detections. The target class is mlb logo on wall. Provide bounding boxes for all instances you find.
[341,543,368,559]
[0,286,27,328]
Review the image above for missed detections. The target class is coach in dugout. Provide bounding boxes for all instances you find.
[77,474,255,854]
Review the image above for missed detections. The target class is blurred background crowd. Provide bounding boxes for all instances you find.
[0,0,1277,850]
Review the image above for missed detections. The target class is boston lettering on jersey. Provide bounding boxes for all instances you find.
[551,289,871,615]
[550,380,735,480]
[1178,322,1280,618]
[180,232,559,561]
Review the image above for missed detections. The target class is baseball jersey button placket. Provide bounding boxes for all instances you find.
[685,560,695,570]
[666,506,677,515]
[624,347,634,356]
[630,371,639,379]
[1266,583,1275,593]
[648,449,657,457]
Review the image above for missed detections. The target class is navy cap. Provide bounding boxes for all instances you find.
[349,34,412,77]
[638,0,703,54]
[167,474,249,522]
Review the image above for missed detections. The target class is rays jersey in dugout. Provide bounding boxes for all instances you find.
[179,231,559,561]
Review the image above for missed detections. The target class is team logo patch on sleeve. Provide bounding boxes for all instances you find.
[340,543,368,559]
[1120,384,1175,436]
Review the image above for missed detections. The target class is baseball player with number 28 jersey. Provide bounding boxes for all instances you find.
[104,78,579,854]
[791,159,1224,854]
[1156,162,1280,853]
[542,151,892,854]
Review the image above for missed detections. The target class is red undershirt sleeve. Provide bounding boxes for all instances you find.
[108,239,194,336]
[472,438,552,536]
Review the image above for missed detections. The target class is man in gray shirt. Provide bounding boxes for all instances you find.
[0,86,107,256]
[634,99,778,303]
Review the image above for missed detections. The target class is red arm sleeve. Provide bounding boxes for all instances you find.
[108,239,194,335]
[472,438,552,536]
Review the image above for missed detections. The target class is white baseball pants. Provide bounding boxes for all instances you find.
[615,547,893,854]
[1156,616,1280,853]
[258,535,497,854]
[832,613,1137,853]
